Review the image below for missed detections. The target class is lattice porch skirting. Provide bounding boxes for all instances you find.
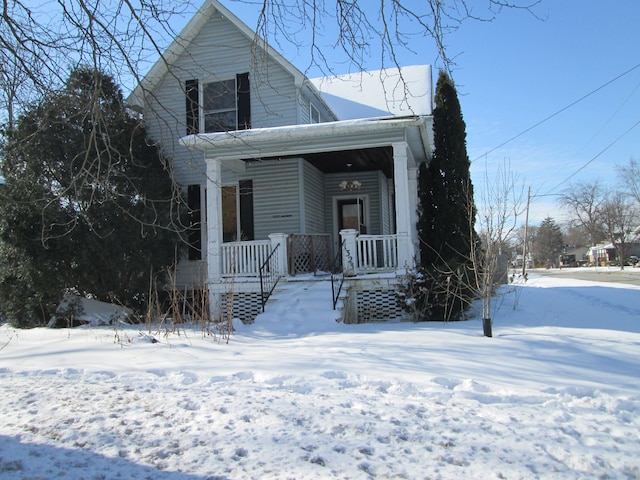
[342,278,404,324]
[221,291,263,325]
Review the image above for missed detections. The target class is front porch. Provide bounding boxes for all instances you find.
[208,231,407,324]
[179,116,431,322]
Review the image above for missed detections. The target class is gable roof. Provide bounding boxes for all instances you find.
[128,0,309,108]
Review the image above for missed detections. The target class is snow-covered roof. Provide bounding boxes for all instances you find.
[180,115,431,163]
[310,65,432,120]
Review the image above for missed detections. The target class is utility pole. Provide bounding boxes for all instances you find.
[522,186,531,278]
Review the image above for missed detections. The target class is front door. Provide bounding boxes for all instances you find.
[338,198,366,234]
[222,180,254,242]
[222,185,238,242]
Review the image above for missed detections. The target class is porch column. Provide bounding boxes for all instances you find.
[206,157,223,317]
[340,229,358,277]
[392,142,416,270]
[408,165,420,264]
[269,233,289,276]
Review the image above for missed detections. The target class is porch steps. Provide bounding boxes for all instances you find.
[255,277,347,325]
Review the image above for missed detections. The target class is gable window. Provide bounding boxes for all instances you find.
[203,79,237,132]
[185,73,251,135]
[310,103,321,123]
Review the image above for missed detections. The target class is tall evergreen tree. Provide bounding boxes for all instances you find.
[417,70,477,320]
[532,217,564,268]
[0,68,180,327]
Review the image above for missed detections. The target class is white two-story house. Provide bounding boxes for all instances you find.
[128,0,433,324]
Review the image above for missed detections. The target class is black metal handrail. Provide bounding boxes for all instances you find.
[259,243,281,311]
[331,240,345,310]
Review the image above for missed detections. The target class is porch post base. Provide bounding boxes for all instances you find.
[340,229,358,277]
[269,233,289,276]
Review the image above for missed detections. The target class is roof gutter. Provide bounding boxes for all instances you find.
[180,116,428,160]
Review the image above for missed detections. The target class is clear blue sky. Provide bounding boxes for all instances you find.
[445,1,640,224]
[220,1,640,224]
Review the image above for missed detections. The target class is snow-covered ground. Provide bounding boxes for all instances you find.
[1,270,639,479]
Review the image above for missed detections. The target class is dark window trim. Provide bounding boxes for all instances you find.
[187,184,202,260]
[186,79,199,135]
[236,72,251,130]
[186,73,250,134]
[239,179,254,241]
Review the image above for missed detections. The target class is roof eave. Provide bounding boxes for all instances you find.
[180,116,432,162]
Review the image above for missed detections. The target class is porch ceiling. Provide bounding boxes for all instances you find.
[260,146,394,178]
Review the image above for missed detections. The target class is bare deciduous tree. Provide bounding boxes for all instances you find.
[0,42,36,130]
[251,0,542,76]
[600,191,639,270]
[471,161,525,336]
[1,0,543,123]
[1,0,542,180]
[560,180,607,246]
[0,0,196,237]
[616,157,640,206]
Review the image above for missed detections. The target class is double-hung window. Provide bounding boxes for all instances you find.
[203,79,237,132]
[185,73,251,135]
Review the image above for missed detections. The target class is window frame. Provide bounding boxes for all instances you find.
[309,102,321,124]
[201,77,238,133]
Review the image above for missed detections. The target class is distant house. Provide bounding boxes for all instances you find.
[128,0,433,323]
[587,242,640,266]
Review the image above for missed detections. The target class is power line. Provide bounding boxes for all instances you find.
[543,117,640,195]
[471,62,640,163]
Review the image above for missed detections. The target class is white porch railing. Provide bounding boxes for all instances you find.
[355,234,398,272]
[221,233,400,278]
[222,240,272,276]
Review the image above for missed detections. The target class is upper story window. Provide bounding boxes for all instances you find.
[186,73,251,135]
[310,103,321,124]
[203,79,237,132]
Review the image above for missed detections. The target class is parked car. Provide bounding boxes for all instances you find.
[559,254,578,268]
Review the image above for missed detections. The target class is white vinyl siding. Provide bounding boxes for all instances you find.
[298,84,338,124]
[223,158,302,239]
[302,161,326,233]
[143,80,205,187]
[380,173,394,235]
[143,8,301,187]
[325,171,384,237]
[138,6,347,288]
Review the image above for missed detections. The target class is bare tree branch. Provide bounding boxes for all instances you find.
[600,190,639,270]
[248,0,542,77]
[559,180,607,246]
[616,157,640,206]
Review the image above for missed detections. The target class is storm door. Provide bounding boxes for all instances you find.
[222,180,254,242]
[338,198,366,234]
[222,185,238,242]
